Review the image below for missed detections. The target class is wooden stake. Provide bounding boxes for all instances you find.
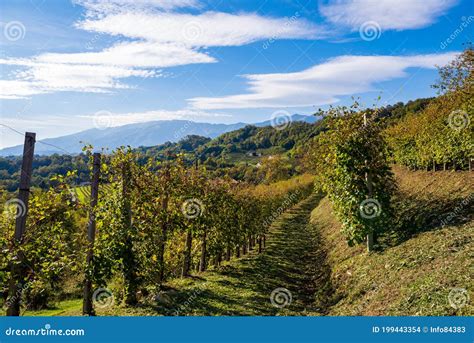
[7,132,35,316]
[363,114,374,253]
[83,153,100,316]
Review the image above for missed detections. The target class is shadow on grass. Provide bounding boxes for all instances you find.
[147,194,337,316]
[378,191,473,249]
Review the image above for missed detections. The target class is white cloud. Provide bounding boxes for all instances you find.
[73,0,200,13]
[77,11,322,47]
[189,53,458,109]
[0,80,47,99]
[1,1,322,99]
[79,109,231,127]
[319,0,458,30]
[35,41,215,67]
[0,58,157,99]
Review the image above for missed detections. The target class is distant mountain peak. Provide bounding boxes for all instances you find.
[0,115,317,156]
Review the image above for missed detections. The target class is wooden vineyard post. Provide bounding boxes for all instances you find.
[83,153,101,316]
[199,229,207,272]
[122,162,137,304]
[181,229,193,277]
[7,132,35,316]
[363,113,374,252]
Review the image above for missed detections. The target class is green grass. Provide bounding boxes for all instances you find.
[23,299,83,316]
[73,183,114,203]
[310,167,473,316]
[24,194,330,316]
[20,167,473,317]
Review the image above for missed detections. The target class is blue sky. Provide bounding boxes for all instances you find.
[0,0,472,148]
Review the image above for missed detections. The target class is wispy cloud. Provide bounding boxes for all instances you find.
[319,0,458,31]
[79,108,232,127]
[0,58,157,99]
[73,0,200,13]
[0,0,322,99]
[76,11,322,47]
[188,53,458,109]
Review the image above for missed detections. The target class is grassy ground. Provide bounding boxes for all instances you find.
[23,195,331,316]
[20,167,473,316]
[73,183,114,203]
[310,167,473,316]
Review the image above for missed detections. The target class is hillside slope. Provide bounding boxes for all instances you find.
[20,167,472,317]
[311,167,473,315]
[0,115,318,156]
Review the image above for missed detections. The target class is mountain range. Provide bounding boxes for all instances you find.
[0,114,317,156]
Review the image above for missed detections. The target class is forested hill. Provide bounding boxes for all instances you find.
[0,114,319,156]
[0,97,437,192]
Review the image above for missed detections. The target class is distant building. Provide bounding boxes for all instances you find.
[246,151,262,157]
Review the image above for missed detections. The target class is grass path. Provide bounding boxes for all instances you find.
[24,193,332,316]
[146,193,332,316]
